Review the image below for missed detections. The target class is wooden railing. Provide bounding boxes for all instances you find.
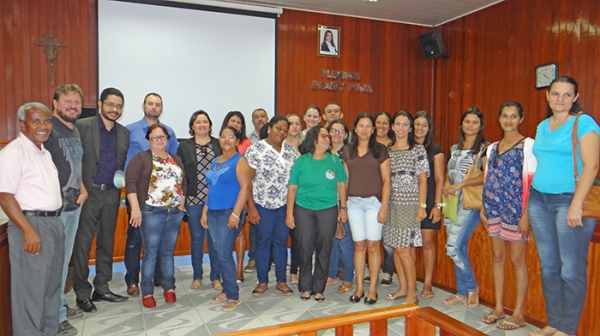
[219,305,486,336]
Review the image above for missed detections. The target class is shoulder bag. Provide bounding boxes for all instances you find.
[462,150,484,210]
[571,113,600,220]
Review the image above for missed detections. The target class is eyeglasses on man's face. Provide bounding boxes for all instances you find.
[103,101,124,110]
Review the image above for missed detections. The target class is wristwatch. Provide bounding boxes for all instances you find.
[419,203,427,209]
[340,206,348,211]
[435,203,443,210]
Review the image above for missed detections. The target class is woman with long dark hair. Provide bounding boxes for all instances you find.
[341,113,391,305]
[442,106,489,308]
[286,126,348,301]
[383,111,429,306]
[527,77,599,336]
[413,110,444,299]
[480,102,536,330]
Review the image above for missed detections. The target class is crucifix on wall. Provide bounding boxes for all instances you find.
[34,30,67,86]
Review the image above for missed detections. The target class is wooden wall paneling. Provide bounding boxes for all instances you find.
[275,11,434,127]
[0,0,98,143]
[430,0,600,334]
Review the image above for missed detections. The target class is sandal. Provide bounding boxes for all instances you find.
[300,291,311,301]
[210,293,227,304]
[190,279,201,290]
[326,277,338,285]
[420,291,434,299]
[465,290,479,308]
[221,299,241,311]
[482,314,504,324]
[497,320,526,330]
[385,293,406,301]
[337,282,354,293]
[528,327,557,336]
[443,295,466,305]
[212,280,223,291]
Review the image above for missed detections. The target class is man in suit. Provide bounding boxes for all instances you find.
[72,87,130,313]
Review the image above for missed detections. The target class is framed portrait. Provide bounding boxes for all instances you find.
[318,25,340,58]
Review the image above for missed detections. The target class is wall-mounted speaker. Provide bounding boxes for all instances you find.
[418,29,446,59]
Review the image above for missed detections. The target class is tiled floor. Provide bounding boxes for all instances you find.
[67,265,539,335]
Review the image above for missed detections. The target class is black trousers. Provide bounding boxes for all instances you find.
[72,187,120,300]
[293,204,337,294]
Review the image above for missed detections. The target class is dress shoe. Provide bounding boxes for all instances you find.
[164,291,177,303]
[350,292,365,303]
[92,291,129,303]
[364,293,378,305]
[127,284,140,296]
[65,305,84,319]
[142,296,156,308]
[76,298,97,313]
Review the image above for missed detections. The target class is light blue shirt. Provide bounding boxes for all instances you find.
[532,114,599,194]
[125,118,178,169]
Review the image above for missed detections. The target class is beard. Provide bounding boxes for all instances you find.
[57,108,81,123]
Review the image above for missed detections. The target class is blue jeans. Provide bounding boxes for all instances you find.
[528,189,595,334]
[140,205,184,296]
[255,204,289,284]
[185,204,220,281]
[207,209,244,300]
[444,199,480,297]
[58,207,81,323]
[248,224,256,261]
[328,220,355,282]
[124,206,162,286]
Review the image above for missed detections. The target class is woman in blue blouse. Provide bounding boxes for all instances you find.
[200,126,253,311]
[528,76,599,336]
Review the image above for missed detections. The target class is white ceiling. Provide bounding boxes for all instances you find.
[173,0,504,26]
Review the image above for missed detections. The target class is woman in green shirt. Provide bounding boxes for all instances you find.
[286,127,348,301]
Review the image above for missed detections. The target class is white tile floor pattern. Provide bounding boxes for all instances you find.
[66,264,539,335]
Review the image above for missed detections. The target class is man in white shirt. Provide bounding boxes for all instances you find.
[0,103,64,336]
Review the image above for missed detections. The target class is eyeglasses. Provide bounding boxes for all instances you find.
[103,102,124,110]
[219,135,236,140]
[330,129,346,134]
[319,134,331,140]
[150,135,167,142]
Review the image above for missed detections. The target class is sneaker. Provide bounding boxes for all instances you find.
[244,260,256,273]
[58,320,78,336]
[364,275,370,283]
[65,305,84,319]
[381,273,393,286]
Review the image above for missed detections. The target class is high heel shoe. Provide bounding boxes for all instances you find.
[349,292,365,303]
[364,294,378,305]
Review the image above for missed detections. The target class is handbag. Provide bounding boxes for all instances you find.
[335,220,347,239]
[571,113,600,220]
[442,194,459,223]
[462,150,484,210]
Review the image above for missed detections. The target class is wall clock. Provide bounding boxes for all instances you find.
[534,62,558,89]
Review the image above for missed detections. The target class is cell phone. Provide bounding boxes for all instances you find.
[182,213,189,222]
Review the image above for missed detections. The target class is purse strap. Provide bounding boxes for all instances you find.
[571,112,583,181]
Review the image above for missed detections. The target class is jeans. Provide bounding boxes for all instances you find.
[185,204,220,281]
[140,205,184,296]
[528,189,595,334]
[248,224,256,261]
[255,204,289,284]
[443,199,480,297]
[347,196,383,241]
[207,209,244,300]
[57,207,81,323]
[124,224,162,286]
[328,220,355,282]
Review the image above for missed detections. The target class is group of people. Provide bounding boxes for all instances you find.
[0,76,598,336]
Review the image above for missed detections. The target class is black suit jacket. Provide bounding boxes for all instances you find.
[177,137,221,198]
[75,115,130,191]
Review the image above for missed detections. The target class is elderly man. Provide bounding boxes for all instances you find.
[44,84,88,335]
[123,92,178,295]
[0,103,64,336]
[72,88,130,313]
